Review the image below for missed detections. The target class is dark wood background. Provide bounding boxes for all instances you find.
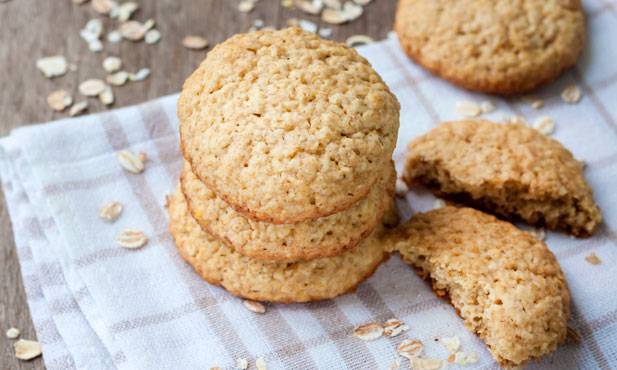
[0,0,396,368]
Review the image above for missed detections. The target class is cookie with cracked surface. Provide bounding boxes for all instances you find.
[404,120,602,236]
[394,0,585,94]
[181,161,395,261]
[178,27,400,224]
[388,206,570,368]
[168,187,388,303]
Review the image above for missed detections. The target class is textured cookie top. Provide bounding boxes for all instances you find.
[404,120,602,235]
[389,206,570,367]
[395,0,585,94]
[167,187,387,303]
[178,27,400,224]
[181,161,395,261]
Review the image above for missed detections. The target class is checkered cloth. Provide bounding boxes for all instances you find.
[2,3,617,368]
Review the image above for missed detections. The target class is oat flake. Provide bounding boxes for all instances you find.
[107,30,123,43]
[255,357,267,370]
[13,339,42,360]
[346,34,373,47]
[433,198,446,209]
[119,20,146,41]
[182,36,209,50]
[145,29,161,44]
[6,327,20,339]
[117,229,148,249]
[235,358,249,369]
[243,299,266,313]
[318,27,332,38]
[36,56,68,78]
[117,150,145,173]
[116,1,139,22]
[79,79,107,97]
[532,116,555,135]
[92,0,116,14]
[47,90,73,112]
[238,0,255,12]
[397,339,423,359]
[322,1,363,24]
[439,336,460,353]
[103,56,122,73]
[395,179,408,198]
[294,0,324,15]
[480,100,495,114]
[89,39,104,52]
[529,227,546,241]
[410,357,443,370]
[324,0,343,8]
[455,101,481,117]
[299,19,318,33]
[561,84,582,104]
[99,201,123,222]
[99,86,115,106]
[585,252,601,265]
[107,71,130,86]
[130,68,151,81]
[383,318,409,337]
[69,101,89,116]
[353,322,383,341]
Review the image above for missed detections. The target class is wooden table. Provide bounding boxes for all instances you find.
[0,0,396,367]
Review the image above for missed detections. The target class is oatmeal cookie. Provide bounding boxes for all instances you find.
[168,187,388,303]
[404,120,602,236]
[181,161,395,261]
[178,27,400,224]
[388,206,570,367]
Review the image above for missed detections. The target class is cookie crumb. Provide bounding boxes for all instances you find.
[585,253,601,265]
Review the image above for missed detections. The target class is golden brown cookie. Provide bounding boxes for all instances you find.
[404,120,602,236]
[178,27,400,224]
[167,187,388,303]
[388,206,570,368]
[180,161,395,261]
[394,0,585,94]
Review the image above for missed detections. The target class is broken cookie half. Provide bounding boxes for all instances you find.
[387,206,570,368]
[404,119,602,236]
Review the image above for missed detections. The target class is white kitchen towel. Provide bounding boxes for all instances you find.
[2,2,617,368]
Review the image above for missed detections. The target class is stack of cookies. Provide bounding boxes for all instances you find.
[168,28,401,303]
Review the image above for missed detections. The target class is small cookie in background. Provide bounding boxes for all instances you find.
[403,119,601,236]
[387,206,570,368]
[167,188,389,303]
[394,0,585,95]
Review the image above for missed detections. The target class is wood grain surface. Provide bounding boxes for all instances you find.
[0,0,396,368]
